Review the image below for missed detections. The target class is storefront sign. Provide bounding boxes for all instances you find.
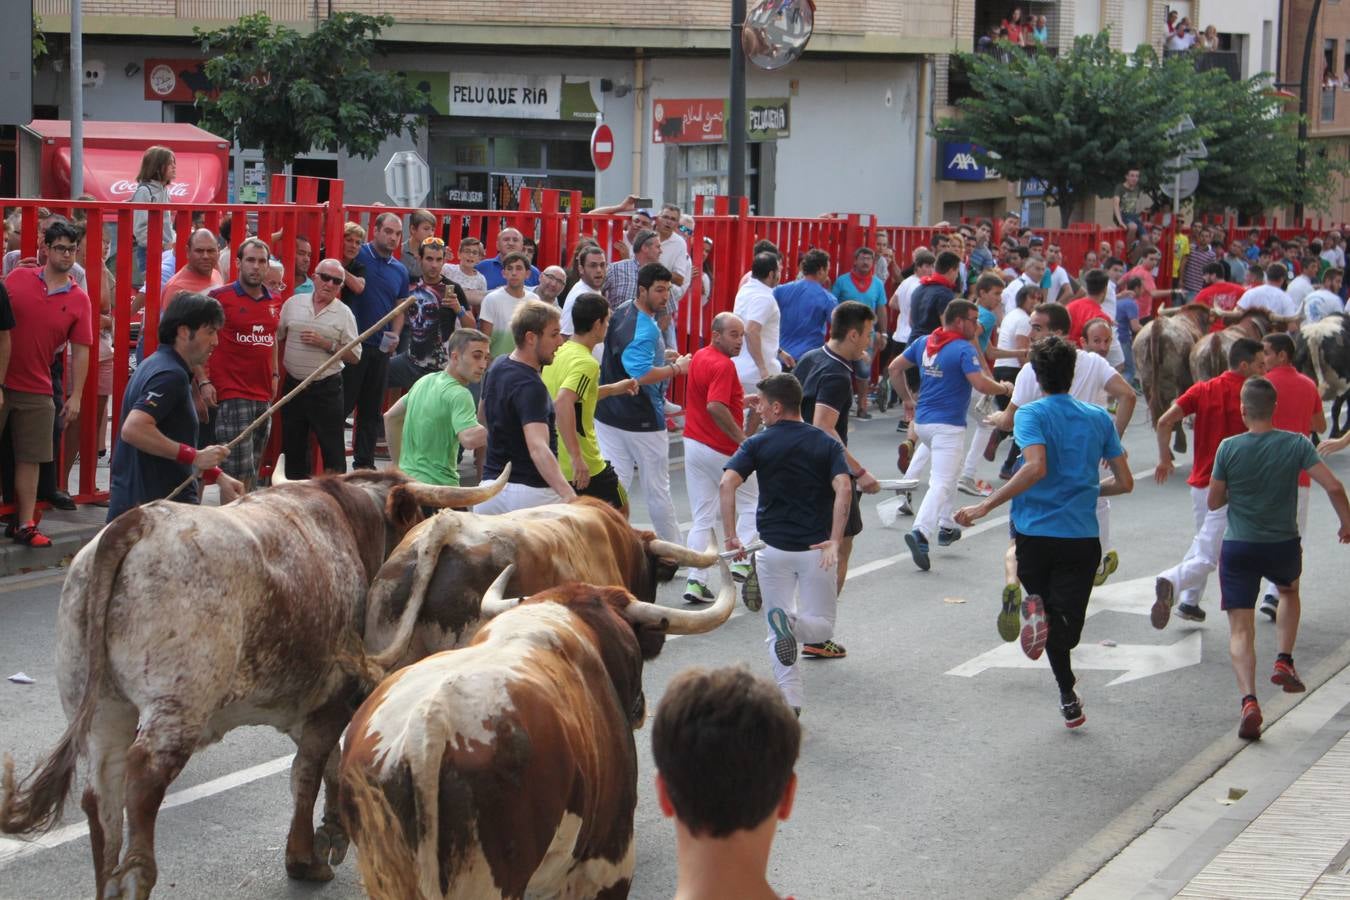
[400,70,451,116]
[939,142,999,181]
[450,73,562,119]
[143,59,214,102]
[653,97,791,144]
[1020,178,1048,198]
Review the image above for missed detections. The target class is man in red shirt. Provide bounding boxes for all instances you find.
[1257,333,1326,621]
[1065,269,1113,343]
[1124,246,1174,321]
[1152,337,1267,628]
[205,237,279,491]
[682,311,757,601]
[1192,262,1246,331]
[0,221,94,546]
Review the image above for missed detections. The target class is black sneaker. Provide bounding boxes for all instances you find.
[1175,603,1206,623]
[1259,594,1278,623]
[1060,691,1086,729]
[767,607,797,666]
[856,409,873,420]
[938,526,962,547]
[896,419,908,433]
[803,640,846,659]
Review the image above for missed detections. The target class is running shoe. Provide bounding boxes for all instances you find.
[904,528,930,571]
[682,579,715,604]
[13,521,51,548]
[997,583,1022,642]
[767,607,797,666]
[729,561,752,584]
[896,439,915,474]
[1271,659,1306,693]
[803,640,847,659]
[1238,698,1263,740]
[1020,594,1048,660]
[1093,550,1119,587]
[856,408,873,420]
[956,475,994,498]
[1175,603,1206,623]
[1060,691,1086,729]
[898,498,914,517]
[937,526,962,547]
[741,559,762,612]
[1259,594,1278,623]
[896,419,908,433]
[1151,577,1174,630]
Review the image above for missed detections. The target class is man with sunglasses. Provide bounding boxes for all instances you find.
[388,237,474,391]
[0,221,93,546]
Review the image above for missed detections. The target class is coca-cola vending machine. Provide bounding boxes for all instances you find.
[17,120,229,204]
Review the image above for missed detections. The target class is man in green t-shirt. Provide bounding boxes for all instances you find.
[1208,377,1350,741]
[542,292,637,512]
[385,328,490,486]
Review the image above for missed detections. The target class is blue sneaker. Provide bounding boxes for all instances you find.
[938,526,962,547]
[767,607,797,666]
[905,528,930,571]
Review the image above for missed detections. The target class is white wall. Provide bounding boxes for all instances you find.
[1074,0,1102,42]
[643,57,920,222]
[1121,0,1151,52]
[1201,0,1280,76]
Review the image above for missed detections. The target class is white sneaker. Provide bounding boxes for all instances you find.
[957,475,993,498]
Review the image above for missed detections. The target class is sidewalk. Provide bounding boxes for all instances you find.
[1071,659,1350,899]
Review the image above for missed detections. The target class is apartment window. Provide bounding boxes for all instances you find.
[1343,42,1350,88]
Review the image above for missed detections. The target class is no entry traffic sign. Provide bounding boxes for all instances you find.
[591,123,615,171]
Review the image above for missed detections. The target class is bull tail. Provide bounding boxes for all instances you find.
[365,513,462,680]
[339,761,425,900]
[1,510,148,835]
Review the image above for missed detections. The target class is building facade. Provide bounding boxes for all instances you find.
[1284,0,1350,224]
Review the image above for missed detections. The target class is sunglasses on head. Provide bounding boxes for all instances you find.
[316,272,344,285]
[421,236,446,248]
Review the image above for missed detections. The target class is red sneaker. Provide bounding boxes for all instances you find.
[896,438,915,474]
[1271,659,1306,693]
[13,521,52,548]
[1020,594,1048,661]
[1238,698,1263,740]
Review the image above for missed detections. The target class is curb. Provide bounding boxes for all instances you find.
[0,523,104,579]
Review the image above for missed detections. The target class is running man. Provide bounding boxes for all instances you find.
[1207,377,1350,739]
[1152,338,1267,628]
[721,374,852,715]
[956,335,1134,729]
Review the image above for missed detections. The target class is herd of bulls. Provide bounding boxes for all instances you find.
[1135,309,1350,446]
[0,465,738,899]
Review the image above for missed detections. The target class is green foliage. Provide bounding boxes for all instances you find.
[194,13,425,174]
[32,16,48,68]
[937,32,1337,225]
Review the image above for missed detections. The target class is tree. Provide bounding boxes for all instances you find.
[194,13,425,177]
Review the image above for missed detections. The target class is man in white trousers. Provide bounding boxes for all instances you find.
[681,312,758,601]
[721,373,852,715]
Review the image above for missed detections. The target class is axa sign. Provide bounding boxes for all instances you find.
[940,142,999,182]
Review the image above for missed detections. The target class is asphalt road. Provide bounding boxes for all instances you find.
[3,400,1350,900]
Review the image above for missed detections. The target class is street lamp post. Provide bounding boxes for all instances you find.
[1294,0,1324,224]
[729,0,747,206]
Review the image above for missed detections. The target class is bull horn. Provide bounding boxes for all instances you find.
[646,537,719,570]
[405,465,510,510]
[479,564,521,619]
[272,458,289,485]
[622,558,736,635]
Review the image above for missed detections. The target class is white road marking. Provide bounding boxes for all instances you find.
[946,631,1202,685]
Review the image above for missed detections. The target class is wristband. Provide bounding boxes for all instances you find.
[176,443,197,465]
[203,466,223,485]
[197,380,212,388]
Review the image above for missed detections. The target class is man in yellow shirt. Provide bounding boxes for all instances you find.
[542,292,637,512]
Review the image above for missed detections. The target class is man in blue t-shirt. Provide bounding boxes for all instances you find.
[1206,377,1350,740]
[721,373,852,714]
[344,212,411,468]
[775,249,837,362]
[476,227,541,289]
[955,335,1134,730]
[891,300,1012,571]
[831,247,889,418]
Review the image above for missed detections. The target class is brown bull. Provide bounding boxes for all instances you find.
[0,469,507,900]
[1134,304,1211,452]
[362,497,721,668]
[339,562,737,900]
[1189,308,1275,383]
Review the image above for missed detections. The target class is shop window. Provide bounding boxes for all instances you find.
[666,143,769,215]
[428,118,595,210]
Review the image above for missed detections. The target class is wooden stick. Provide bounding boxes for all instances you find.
[166,295,416,501]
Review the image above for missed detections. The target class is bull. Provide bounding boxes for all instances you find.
[361,497,723,668]
[338,560,738,900]
[0,468,508,900]
[1134,304,1211,452]
[1189,308,1275,383]
[1298,312,1350,436]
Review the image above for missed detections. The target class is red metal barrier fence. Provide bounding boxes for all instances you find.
[2,182,1342,515]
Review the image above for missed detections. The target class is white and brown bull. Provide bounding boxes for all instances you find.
[361,497,722,668]
[1189,308,1276,383]
[1134,304,1212,452]
[0,468,507,900]
[338,561,737,900]
[1298,312,1350,436]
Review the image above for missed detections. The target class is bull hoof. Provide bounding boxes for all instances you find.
[285,856,335,883]
[104,861,156,900]
[314,819,350,867]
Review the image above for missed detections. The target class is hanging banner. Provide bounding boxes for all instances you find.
[653,97,791,144]
[450,73,562,119]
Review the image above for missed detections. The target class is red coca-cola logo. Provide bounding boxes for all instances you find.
[108,179,191,199]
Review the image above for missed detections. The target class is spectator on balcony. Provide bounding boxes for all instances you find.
[130,146,177,289]
[477,228,541,290]
[1031,15,1048,45]
[1,221,93,547]
[1167,20,1197,52]
[1198,25,1219,51]
[1166,9,1178,36]
[1001,7,1027,45]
